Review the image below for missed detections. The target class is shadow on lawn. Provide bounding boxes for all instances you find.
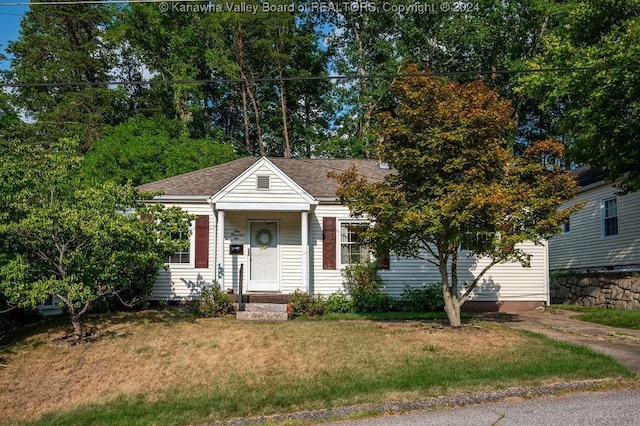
[84,308,201,330]
[2,308,201,348]
[473,312,523,323]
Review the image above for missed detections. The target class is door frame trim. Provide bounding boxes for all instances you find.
[247,219,280,292]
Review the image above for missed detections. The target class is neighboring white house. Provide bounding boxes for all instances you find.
[138,157,549,311]
[548,166,640,273]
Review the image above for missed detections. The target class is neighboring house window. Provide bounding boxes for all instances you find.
[165,231,191,264]
[39,294,62,316]
[602,197,619,237]
[561,219,570,234]
[42,294,59,308]
[340,222,371,264]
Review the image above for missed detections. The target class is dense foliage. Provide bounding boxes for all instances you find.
[192,284,235,318]
[519,0,640,192]
[342,261,394,313]
[5,0,635,168]
[336,67,581,326]
[82,116,235,186]
[0,139,193,338]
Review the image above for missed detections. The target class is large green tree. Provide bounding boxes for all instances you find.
[7,0,133,151]
[0,138,192,339]
[119,0,331,157]
[324,0,560,157]
[519,0,640,191]
[81,116,236,186]
[335,67,580,326]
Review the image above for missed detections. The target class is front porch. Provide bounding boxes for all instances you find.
[214,210,314,296]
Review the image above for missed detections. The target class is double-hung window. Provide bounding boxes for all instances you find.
[602,197,619,238]
[340,222,371,265]
[165,231,191,264]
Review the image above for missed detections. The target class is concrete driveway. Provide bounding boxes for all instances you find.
[483,308,640,373]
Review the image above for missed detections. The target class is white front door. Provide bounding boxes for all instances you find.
[248,221,279,291]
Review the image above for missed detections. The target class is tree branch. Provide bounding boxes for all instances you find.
[112,290,142,308]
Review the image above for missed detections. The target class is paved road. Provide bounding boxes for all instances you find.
[324,389,640,426]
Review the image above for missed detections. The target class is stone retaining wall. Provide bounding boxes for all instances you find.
[550,274,640,309]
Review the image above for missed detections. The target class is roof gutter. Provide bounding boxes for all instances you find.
[141,195,212,203]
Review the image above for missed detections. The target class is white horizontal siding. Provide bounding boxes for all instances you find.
[150,202,216,301]
[279,213,305,294]
[312,205,547,302]
[548,182,640,270]
[150,201,547,303]
[365,243,546,302]
[217,164,310,204]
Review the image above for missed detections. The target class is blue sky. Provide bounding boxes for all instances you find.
[0,3,27,70]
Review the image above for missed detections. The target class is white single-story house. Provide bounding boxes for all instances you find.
[138,157,549,311]
[549,166,640,273]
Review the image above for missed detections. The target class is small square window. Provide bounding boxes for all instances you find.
[561,220,570,234]
[257,175,270,190]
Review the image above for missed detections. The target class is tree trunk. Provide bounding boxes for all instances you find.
[277,70,290,158]
[442,287,462,327]
[439,252,462,327]
[241,81,251,154]
[70,312,83,338]
[241,70,265,156]
[304,93,311,157]
[235,24,264,156]
[273,28,291,158]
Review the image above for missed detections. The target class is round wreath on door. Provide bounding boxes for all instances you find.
[255,228,273,248]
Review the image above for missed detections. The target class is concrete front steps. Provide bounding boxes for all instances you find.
[235,302,289,321]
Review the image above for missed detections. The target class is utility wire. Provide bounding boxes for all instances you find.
[2,64,638,88]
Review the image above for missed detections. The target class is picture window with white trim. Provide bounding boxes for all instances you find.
[340,222,371,265]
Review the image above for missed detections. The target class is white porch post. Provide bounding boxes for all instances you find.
[217,210,225,290]
[301,211,309,293]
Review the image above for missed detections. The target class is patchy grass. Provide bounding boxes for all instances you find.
[553,305,640,330]
[305,311,471,321]
[0,310,633,426]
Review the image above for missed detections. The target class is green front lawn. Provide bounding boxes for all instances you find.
[0,310,632,426]
[553,305,640,330]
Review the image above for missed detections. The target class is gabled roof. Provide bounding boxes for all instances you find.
[137,157,392,199]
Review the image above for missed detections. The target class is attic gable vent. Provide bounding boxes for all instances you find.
[256,175,270,190]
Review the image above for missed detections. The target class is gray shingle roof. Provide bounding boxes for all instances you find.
[572,165,607,188]
[137,157,392,198]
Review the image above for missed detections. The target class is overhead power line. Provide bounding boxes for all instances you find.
[2,64,638,89]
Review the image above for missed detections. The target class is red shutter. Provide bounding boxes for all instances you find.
[323,217,336,270]
[194,215,209,268]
